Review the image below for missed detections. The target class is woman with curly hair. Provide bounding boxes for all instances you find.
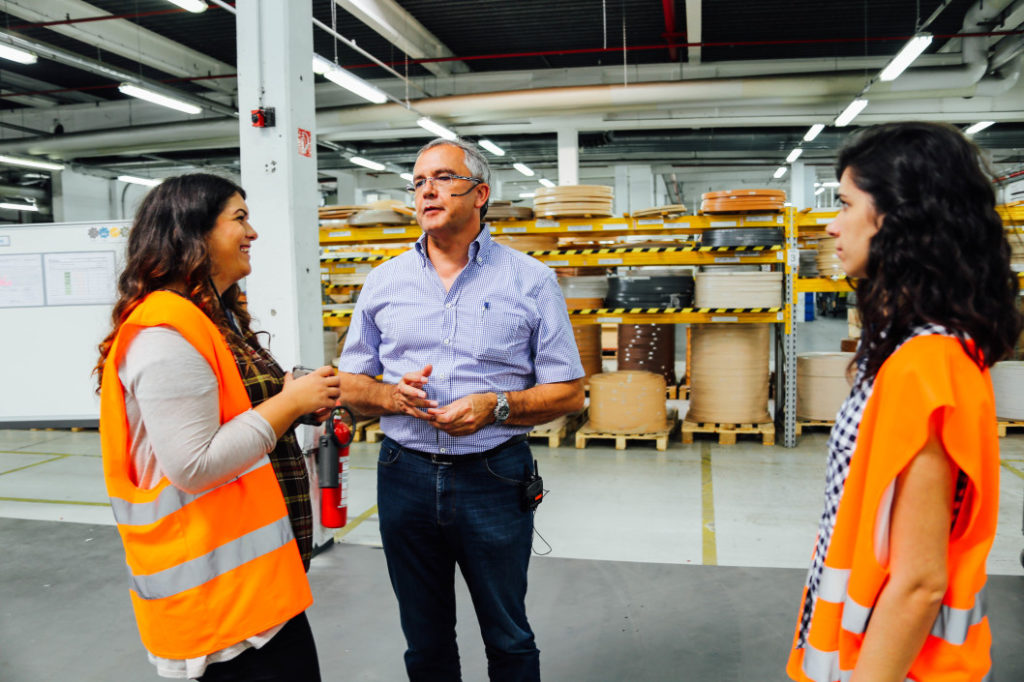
[787,122,1021,682]
[96,173,339,681]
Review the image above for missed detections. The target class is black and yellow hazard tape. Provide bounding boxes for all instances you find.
[568,307,782,314]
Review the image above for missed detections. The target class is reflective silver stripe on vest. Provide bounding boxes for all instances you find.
[109,458,270,526]
[800,641,846,682]
[841,594,873,634]
[128,515,294,600]
[929,588,986,646]
[819,565,850,603]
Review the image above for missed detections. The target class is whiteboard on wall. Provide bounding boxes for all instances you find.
[0,220,131,427]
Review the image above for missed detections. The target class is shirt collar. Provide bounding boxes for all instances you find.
[413,226,494,267]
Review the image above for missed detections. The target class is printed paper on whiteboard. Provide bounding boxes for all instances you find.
[44,251,116,306]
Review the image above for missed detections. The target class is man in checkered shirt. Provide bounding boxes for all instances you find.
[338,138,585,681]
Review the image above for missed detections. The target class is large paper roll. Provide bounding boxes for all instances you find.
[991,361,1024,420]
[796,352,854,420]
[688,324,771,423]
[589,371,667,433]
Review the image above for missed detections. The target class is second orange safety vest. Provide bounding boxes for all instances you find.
[787,335,999,682]
[100,291,312,660]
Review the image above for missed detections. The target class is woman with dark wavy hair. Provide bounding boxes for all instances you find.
[787,122,1021,682]
[96,173,338,680]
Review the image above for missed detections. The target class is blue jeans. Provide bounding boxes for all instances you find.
[378,436,540,682]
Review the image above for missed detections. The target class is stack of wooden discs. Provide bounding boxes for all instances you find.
[797,352,854,420]
[700,189,786,214]
[815,237,844,278]
[573,326,603,380]
[632,204,688,219]
[486,200,534,222]
[1006,231,1024,268]
[694,271,783,308]
[687,324,771,423]
[349,200,416,226]
[318,205,366,221]
[617,324,676,385]
[559,275,608,381]
[589,371,667,433]
[991,361,1024,419]
[534,185,614,218]
[493,234,559,252]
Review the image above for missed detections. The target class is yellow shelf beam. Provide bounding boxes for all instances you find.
[795,277,854,293]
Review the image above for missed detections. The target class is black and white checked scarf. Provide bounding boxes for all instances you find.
[796,323,960,647]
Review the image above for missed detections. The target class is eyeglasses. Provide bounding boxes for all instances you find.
[405,174,483,194]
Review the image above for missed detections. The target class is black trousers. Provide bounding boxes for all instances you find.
[198,611,321,682]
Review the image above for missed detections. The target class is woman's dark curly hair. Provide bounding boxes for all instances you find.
[839,121,1021,379]
[94,173,256,390]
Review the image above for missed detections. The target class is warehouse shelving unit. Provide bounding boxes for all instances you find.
[319,206,806,446]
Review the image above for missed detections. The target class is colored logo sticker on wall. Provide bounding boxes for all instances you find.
[298,128,312,157]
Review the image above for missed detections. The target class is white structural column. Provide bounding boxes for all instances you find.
[557,127,579,186]
[685,0,702,64]
[789,161,814,210]
[236,0,322,370]
[613,165,655,216]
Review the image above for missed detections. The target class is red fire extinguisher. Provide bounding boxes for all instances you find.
[317,406,354,528]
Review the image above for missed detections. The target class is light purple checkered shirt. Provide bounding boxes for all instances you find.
[338,228,584,455]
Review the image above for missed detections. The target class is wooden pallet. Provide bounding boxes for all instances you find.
[997,420,1024,437]
[795,419,835,436]
[364,421,385,444]
[350,418,380,443]
[681,420,775,446]
[574,409,678,451]
[528,409,588,447]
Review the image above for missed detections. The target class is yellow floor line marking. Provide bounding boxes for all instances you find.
[701,442,717,566]
[332,503,379,542]
[1000,461,1024,482]
[0,454,70,476]
[0,496,109,507]
[0,450,80,457]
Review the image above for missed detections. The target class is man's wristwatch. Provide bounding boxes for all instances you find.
[493,392,510,423]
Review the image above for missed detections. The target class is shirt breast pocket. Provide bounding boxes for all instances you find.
[473,310,530,364]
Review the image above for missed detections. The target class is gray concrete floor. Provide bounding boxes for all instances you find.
[1,318,1022,680]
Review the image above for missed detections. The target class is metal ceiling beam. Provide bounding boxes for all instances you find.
[0,31,238,118]
[0,0,236,94]
[0,70,102,104]
[333,0,468,77]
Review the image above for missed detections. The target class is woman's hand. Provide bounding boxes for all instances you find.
[282,365,342,415]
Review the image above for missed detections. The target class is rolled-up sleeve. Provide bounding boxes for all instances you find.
[338,274,384,377]
[530,269,585,384]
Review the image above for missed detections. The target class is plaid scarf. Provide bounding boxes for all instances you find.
[227,327,313,571]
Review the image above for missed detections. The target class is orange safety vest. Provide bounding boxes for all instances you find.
[99,291,312,660]
[787,335,999,682]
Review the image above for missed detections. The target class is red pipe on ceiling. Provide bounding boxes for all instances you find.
[661,0,678,61]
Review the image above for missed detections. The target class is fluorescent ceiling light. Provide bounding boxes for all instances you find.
[803,124,825,142]
[0,201,38,211]
[821,180,840,188]
[518,192,536,198]
[312,54,388,104]
[878,34,932,82]
[350,156,386,171]
[167,0,208,12]
[400,172,414,182]
[835,98,868,127]
[117,175,162,187]
[0,154,65,171]
[513,162,534,177]
[785,148,803,164]
[773,166,788,179]
[118,83,202,115]
[964,121,995,136]
[416,117,458,141]
[0,41,37,65]
[814,187,826,196]
[478,139,505,156]
[538,178,556,188]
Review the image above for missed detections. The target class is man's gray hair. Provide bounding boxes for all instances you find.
[417,138,491,221]
[417,137,491,185]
